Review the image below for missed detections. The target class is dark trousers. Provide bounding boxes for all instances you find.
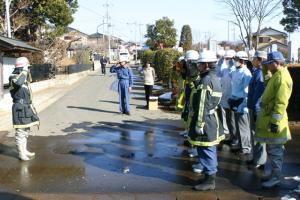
[101,65,106,75]
[144,85,153,107]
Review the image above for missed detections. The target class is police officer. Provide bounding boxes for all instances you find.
[9,57,39,161]
[187,50,223,191]
[255,51,293,188]
[228,51,252,155]
[111,57,133,115]
[247,51,268,169]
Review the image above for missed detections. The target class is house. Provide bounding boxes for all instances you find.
[88,32,124,53]
[0,36,40,100]
[252,27,288,53]
[60,27,90,58]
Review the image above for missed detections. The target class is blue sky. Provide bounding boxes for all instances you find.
[70,0,299,44]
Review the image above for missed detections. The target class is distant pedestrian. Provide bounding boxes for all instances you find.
[9,57,39,161]
[228,51,252,155]
[255,51,293,188]
[142,62,155,109]
[110,57,133,115]
[247,51,268,169]
[100,56,108,75]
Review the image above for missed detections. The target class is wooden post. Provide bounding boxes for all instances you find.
[0,53,4,100]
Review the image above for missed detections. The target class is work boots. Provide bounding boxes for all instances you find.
[17,139,34,161]
[194,174,216,191]
[24,141,35,158]
[261,170,281,188]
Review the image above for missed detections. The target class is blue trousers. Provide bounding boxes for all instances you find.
[197,146,218,175]
[118,80,130,113]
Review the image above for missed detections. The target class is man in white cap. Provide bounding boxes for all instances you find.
[9,57,39,161]
[110,57,133,115]
[228,51,252,155]
[217,50,237,147]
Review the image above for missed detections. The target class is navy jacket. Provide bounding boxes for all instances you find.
[248,67,265,114]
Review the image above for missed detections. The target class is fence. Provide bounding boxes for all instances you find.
[30,64,55,82]
[67,64,93,74]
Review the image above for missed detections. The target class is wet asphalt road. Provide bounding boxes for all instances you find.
[0,68,299,200]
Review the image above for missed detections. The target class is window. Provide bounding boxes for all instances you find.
[259,37,270,43]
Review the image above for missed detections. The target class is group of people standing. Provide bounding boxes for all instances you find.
[176,49,293,191]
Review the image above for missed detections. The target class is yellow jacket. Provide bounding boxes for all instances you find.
[255,67,293,144]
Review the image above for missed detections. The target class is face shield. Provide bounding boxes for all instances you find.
[186,60,199,78]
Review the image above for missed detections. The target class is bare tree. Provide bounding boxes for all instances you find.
[252,0,282,49]
[219,0,282,50]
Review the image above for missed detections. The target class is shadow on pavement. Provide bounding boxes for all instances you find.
[0,192,33,200]
[67,106,120,114]
[0,143,18,159]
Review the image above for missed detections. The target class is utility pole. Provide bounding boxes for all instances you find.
[127,22,138,63]
[103,0,112,61]
[5,0,12,38]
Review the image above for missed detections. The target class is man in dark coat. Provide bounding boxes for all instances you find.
[9,57,39,161]
[187,50,224,191]
[100,56,108,75]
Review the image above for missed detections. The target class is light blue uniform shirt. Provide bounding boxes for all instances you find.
[231,65,252,113]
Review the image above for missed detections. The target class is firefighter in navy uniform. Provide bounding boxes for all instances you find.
[187,50,224,191]
[9,57,39,161]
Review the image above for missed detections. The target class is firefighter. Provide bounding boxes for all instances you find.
[9,57,39,161]
[187,50,223,191]
[255,51,293,188]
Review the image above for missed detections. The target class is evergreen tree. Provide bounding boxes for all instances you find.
[281,0,300,32]
[179,25,192,51]
[145,17,177,50]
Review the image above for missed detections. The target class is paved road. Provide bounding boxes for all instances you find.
[0,67,299,200]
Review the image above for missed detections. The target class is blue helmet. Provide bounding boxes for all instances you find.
[263,51,285,64]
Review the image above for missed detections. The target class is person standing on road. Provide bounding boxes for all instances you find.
[111,57,133,115]
[255,51,293,188]
[188,50,223,191]
[247,51,268,169]
[217,50,236,147]
[142,62,155,109]
[9,57,39,161]
[228,51,252,155]
[100,56,108,75]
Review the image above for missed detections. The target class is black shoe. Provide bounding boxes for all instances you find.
[194,174,216,191]
[246,160,265,170]
[125,112,131,116]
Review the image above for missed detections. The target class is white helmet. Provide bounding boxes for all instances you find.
[15,57,30,68]
[119,57,129,63]
[185,50,199,61]
[198,50,218,63]
[217,49,225,57]
[178,56,185,62]
[235,51,248,60]
[224,50,236,58]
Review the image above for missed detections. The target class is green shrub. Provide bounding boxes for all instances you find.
[153,48,182,84]
[140,49,155,67]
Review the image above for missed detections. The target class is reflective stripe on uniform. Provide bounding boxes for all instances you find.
[272,113,283,121]
[254,135,290,144]
[197,88,207,127]
[13,121,40,129]
[188,135,225,147]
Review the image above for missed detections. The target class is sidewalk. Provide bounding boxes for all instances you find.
[0,70,95,136]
